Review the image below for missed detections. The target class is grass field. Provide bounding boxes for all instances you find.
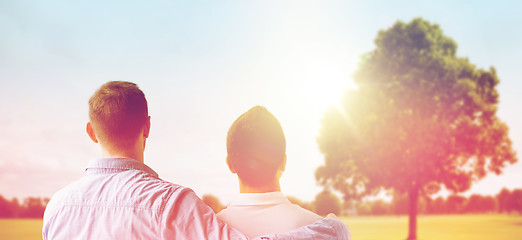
[342,214,522,240]
[0,219,43,240]
[1,215,521,239]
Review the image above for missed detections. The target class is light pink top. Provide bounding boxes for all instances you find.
[217,192,323,238]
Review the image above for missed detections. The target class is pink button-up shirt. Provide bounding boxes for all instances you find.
[43,157,349,239]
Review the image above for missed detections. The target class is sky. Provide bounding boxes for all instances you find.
[0,0,521,204]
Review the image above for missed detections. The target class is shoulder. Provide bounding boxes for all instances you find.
[157,183,201,211]
[216,206,232,221]
[288,203,322,222]
[126,175,198,211]
[138,175,188,196]
[148,177,195,200]
[44,177,84,210]
[42,178,86,227]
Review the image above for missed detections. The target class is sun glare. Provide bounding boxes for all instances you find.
[302,68,348,115]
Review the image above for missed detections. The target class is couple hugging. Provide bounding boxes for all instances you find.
[42,81,350,239]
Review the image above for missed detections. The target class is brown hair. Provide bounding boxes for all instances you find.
[227,106,286,187]
[89,81,148,149]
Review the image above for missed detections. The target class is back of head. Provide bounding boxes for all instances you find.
[227,106,286,188]
[89,81,148,150]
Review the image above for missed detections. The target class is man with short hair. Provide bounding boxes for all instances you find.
[42,81,349,239]
[218,106,331,238]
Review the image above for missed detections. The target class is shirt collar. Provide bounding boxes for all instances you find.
[85,157,159,178]
[229,192,291,206]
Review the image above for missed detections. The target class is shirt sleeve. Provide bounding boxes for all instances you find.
[161,187,249,239]
[255,218,351,240]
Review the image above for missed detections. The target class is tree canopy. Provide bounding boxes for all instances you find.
[316,18,517,240]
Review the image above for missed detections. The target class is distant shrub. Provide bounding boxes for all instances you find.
[314,190,342,216]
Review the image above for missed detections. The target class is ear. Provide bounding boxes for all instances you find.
[226,155,236,174]
[143,116,151,138]
[86,122,98,143]
[279,154,287,172]
[275,154,287,180]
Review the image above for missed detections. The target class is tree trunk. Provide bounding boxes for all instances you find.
[407,185,418,240]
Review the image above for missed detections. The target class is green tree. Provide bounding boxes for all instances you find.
[509,189,522,214]
[355,202,371,215]
[314,190,342,216]
[369,199,391,215]
[465,194,497,213]
[429,197,447,214]
[446,195,467,213]
[497,188,511,213]
[391,192,409,214]
[21,197,46,218]
[0,195,15,218]
[316,18,517,240]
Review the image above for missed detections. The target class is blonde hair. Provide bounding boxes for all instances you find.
[227,106,286,187]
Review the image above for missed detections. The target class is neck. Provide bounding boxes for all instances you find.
[239,179,281,193]
[101,143,144,163]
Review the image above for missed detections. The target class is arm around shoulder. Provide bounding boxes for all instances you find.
[255,217,351,240]
[160,187,248,239]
